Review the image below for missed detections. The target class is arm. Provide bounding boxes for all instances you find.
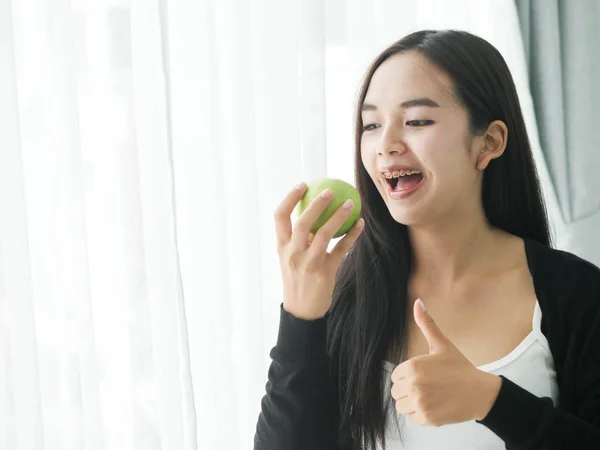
[477,297,600,449]
[254,304,339,450]
[477,376,600,449]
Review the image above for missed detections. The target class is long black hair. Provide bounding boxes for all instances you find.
[326,29,552,449]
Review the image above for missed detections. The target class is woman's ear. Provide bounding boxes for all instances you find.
[477,120,508,170]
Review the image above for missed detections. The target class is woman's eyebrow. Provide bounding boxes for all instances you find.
[361,98,440,111]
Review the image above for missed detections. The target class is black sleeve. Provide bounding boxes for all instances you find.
[477,294,600,449]
[477,376,600,449]
[254,303,339,450]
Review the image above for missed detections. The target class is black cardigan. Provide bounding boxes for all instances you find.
[253,238,600,449]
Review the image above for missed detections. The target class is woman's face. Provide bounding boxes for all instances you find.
[360,51,485,227]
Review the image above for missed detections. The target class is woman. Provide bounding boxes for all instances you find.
[254,30,600,449]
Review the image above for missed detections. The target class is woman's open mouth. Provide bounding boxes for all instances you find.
[383,170,424,199]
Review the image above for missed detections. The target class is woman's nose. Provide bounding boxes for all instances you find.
[378,130,408,156]
[377,119,408,155]
[379,142,407,156]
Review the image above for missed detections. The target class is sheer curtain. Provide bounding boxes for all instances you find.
[0,0,562,449]
[515,0,600,265]
[1,0,195,449]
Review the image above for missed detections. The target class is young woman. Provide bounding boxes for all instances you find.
[254,30,600,450]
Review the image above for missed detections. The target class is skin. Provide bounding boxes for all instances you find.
[360,51,536,425]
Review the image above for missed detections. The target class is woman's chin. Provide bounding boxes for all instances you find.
[388,207,423,227]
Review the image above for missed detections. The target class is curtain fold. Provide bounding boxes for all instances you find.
[515,0,600,263]
[0,0,45,447]
[1,0,197,448]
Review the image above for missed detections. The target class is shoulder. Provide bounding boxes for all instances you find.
[525,238,600,291]
[524,238,600,331]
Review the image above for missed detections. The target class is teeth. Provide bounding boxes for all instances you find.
[382,169,422,179]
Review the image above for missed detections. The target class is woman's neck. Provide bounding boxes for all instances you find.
[407,213,510,291]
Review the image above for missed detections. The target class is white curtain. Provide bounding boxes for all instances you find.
[0,0,563,449]
[0,0,196,449]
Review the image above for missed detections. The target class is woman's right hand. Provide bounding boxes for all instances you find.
[274,182,365,320]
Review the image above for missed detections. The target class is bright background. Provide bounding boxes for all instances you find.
[1,0,598,449]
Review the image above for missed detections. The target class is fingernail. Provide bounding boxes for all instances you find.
[295,182,306,191]
[343,199,354,209]
[321,189,333,199]
[417,298,426,313]
[356,218,365,228]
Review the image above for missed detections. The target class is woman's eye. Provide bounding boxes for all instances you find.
[406,120,434,127]
[362,123,380,132]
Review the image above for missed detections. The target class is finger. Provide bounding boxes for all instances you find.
[407,411,425,426]
[309,199,358,256]
[328,217,365,266]
[390,377,410,401]
[274,182,307,248]
[413,299,451,354]
[395,395,414,416]
[290,188,335,249]
[390,360,409,383]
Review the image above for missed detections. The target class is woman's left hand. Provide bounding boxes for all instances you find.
[391,299,503,427]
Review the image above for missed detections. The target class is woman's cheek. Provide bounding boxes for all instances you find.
[412,129,445,159]
[360,137,377,165]
[360,132,377,150]
[359,143,373,174]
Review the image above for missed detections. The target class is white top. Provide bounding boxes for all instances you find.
[378,299,559,449]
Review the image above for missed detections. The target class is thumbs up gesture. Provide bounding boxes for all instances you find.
[390,299,503,427]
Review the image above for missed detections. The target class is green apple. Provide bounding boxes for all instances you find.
[296,178,362,238]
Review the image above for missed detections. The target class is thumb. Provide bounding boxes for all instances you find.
[414,299,450,354]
